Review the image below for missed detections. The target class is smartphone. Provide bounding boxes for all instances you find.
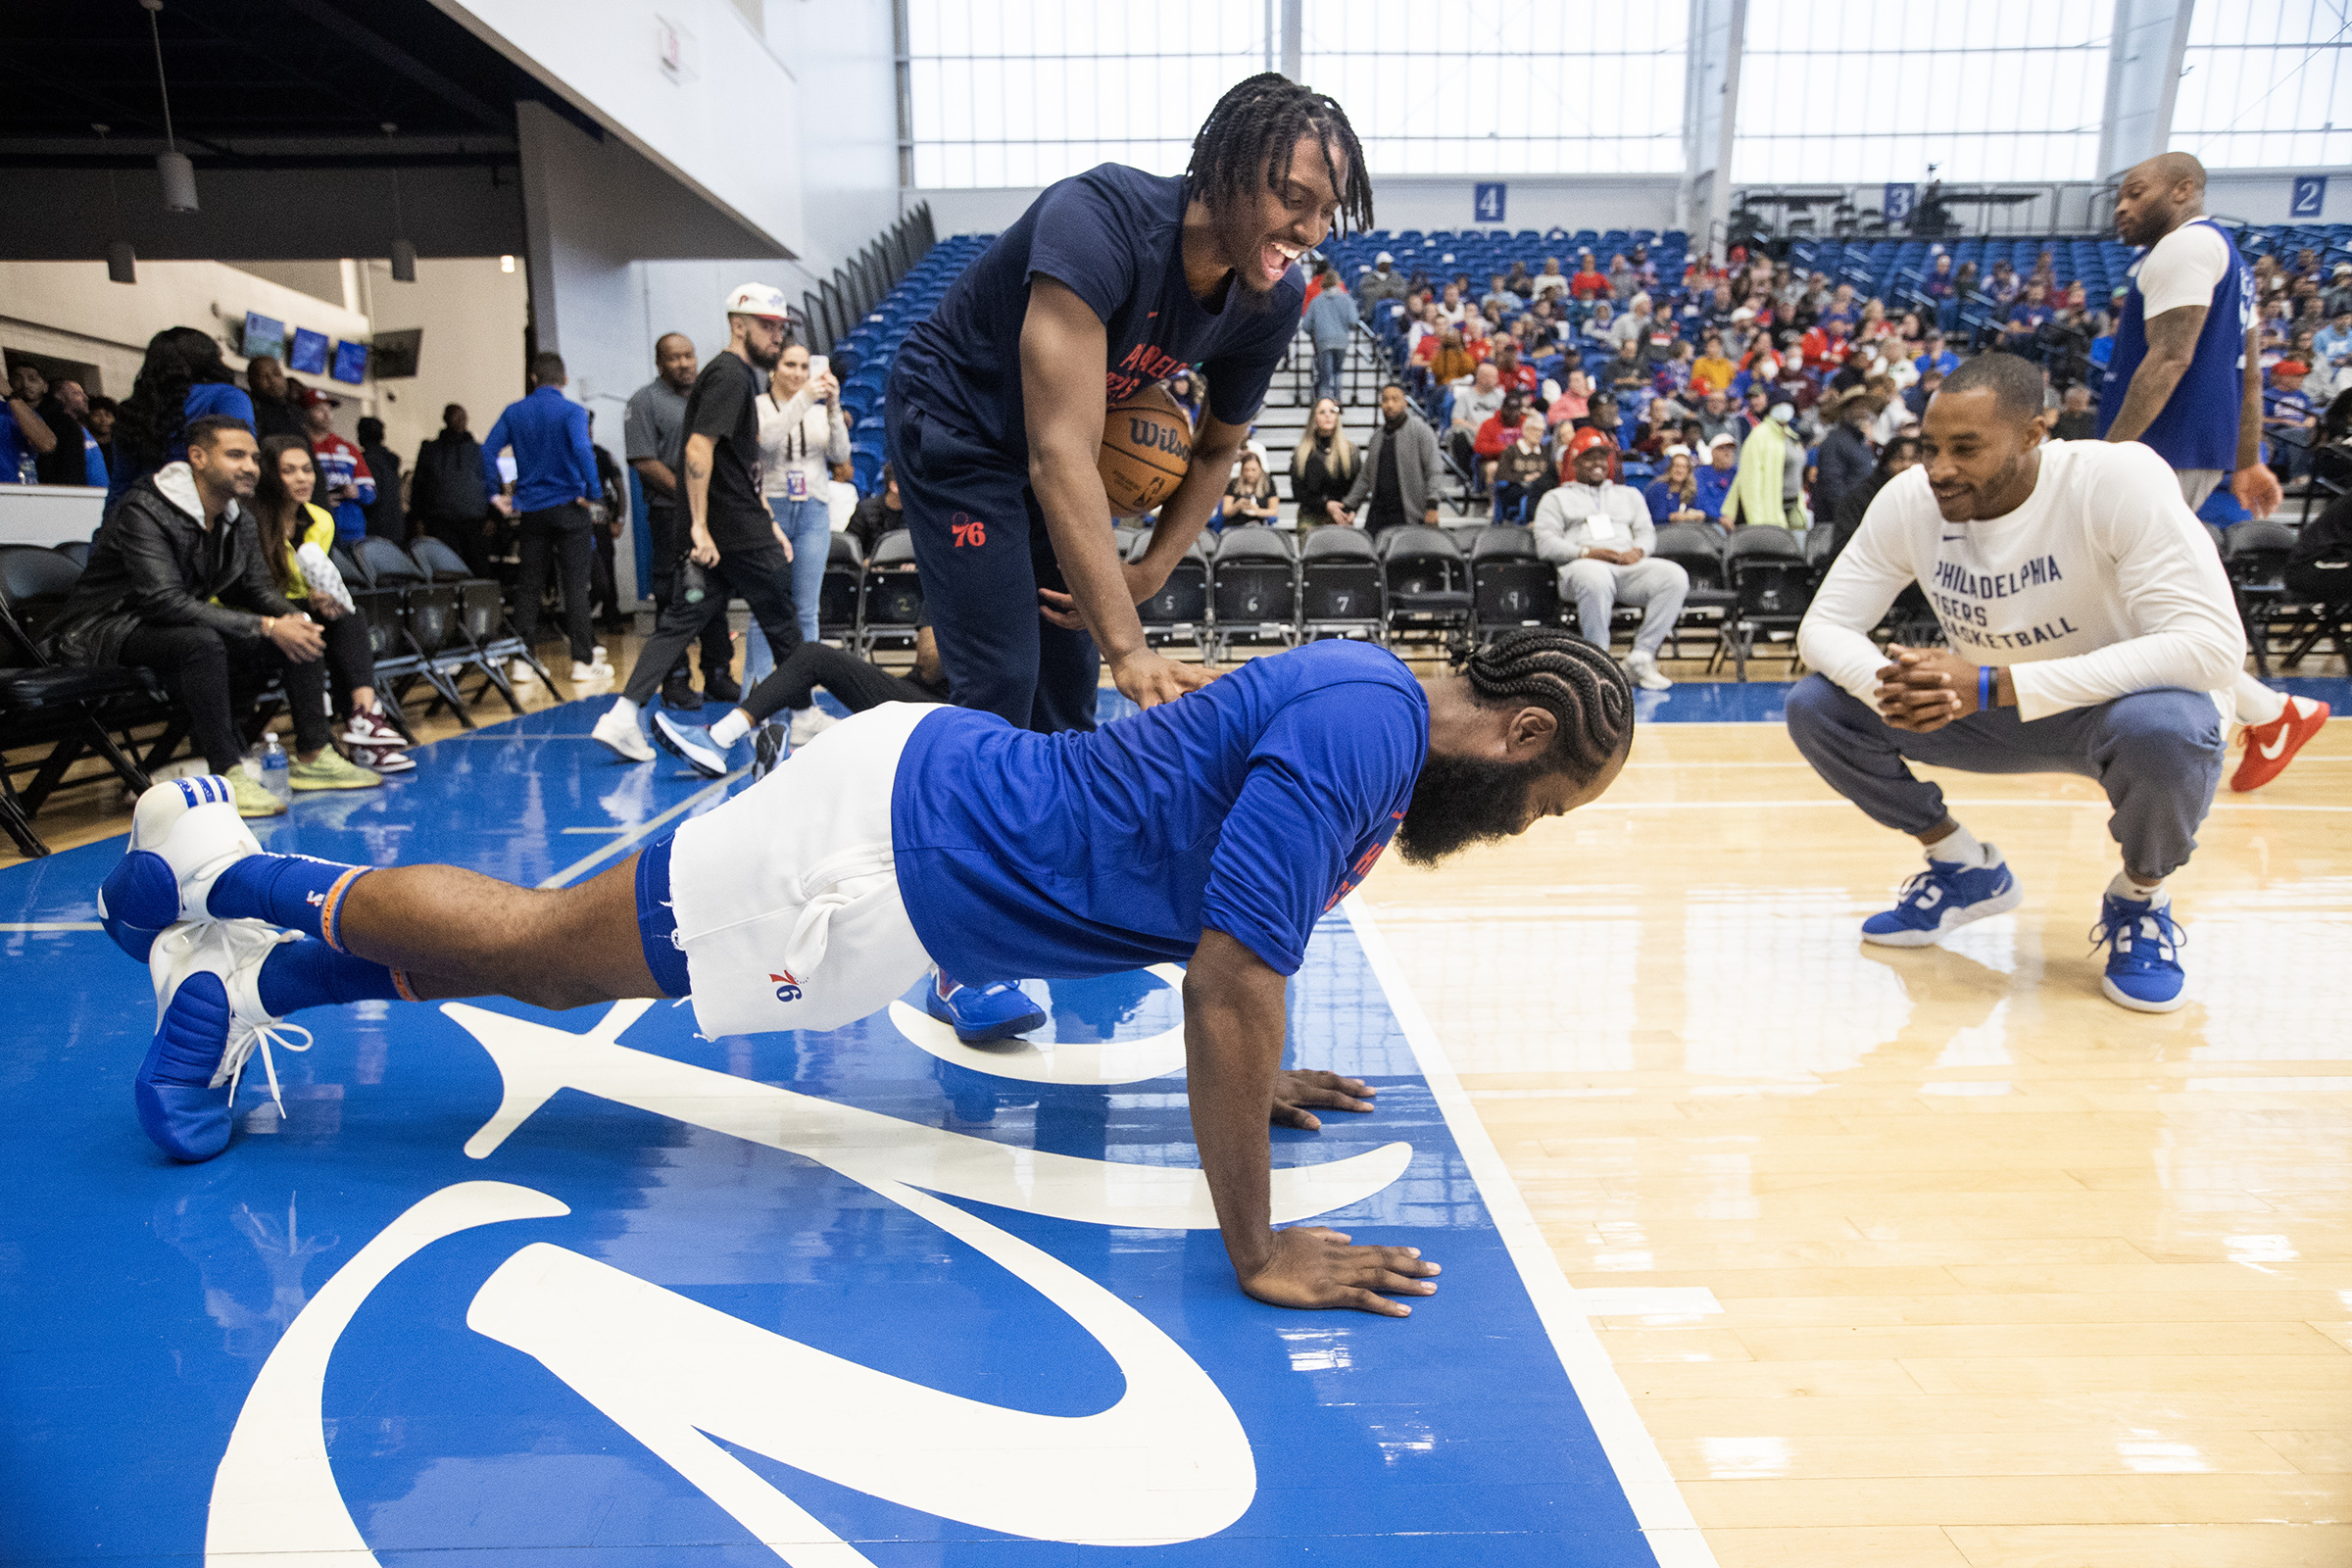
[809,355,829,383]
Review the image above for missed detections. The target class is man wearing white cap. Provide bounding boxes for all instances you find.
[594,284,806,760]
[1359,250,1407,309]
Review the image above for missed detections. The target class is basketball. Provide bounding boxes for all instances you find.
[1099,383,1193,515]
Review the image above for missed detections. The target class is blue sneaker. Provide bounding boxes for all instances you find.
[651,710,732,778]
[98,777,264,961]
[1860,847,2024,948]
[924,972,1047,1044]
[137,920,312,1162]
[2091,891,2187,1013]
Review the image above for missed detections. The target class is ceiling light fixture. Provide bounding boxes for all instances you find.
[94,122,136,283]
[139,0,198,213]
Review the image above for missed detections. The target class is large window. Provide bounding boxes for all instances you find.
[1298,0,1688,174]
[1734,0,2108,185]
[2172,0,2352,171]
[904,0,1272,187]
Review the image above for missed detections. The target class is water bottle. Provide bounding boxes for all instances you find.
[261,733,292,807]
[678,557,710,606]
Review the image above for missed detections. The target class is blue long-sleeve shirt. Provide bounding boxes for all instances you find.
[481,384,597,513]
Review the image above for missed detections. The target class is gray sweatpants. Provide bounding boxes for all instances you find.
[1784,674,2225,879]
[1561,557,1690,658]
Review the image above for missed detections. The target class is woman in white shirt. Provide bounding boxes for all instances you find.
[758,342,850,646]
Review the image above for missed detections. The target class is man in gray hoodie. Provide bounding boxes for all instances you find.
[1331,383,1443,535]
[1532,442,1690,691]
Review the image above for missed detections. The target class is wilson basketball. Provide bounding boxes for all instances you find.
[1099,384,1193,516]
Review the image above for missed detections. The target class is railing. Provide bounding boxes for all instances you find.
[800,203,938,354]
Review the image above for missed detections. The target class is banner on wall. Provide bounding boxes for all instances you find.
[1474,181,1507,223]
[2291,174,2328,220]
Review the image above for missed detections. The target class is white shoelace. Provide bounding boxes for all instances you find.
[206,926,316,1117]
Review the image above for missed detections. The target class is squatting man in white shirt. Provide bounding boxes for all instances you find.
[1532,442,1691,692]
[1786,352,2245,1013]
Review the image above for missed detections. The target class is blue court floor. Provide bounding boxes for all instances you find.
[0,697,1698,1567]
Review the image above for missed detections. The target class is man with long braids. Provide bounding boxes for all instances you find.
[99,633,1632,1316]
[882,74,1377,1042]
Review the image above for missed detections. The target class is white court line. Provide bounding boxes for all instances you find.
[1344,898,1719,1568]
[0,921,103,932]
[537,773,742,889]
[558,825,632,834]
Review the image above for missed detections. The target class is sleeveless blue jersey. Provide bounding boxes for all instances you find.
[2095,218,2253,472]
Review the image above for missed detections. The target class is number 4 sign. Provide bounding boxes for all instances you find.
[1474,182,1507,223]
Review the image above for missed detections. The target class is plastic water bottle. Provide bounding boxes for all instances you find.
[261,734,292,807]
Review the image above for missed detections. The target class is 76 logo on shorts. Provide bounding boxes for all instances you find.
[768,970,803,1004]
[950,512,987,548]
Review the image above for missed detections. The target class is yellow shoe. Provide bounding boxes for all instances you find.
[226,769,287,818]
[287,749,382,792]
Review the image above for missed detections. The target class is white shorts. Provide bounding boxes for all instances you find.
[665,702,938,1038]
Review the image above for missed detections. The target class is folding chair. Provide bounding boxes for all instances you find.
[0,553,151,857]
[1715,528,1815,680]
[819,532,864,644]
[859,529,924,654]
[1298,527,1386,643]
[1377,525,1473,651]
[1467,526,1559,645]
[1207,526,1298,662]
[1128,530,1210,661]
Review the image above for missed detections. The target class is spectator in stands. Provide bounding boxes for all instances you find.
[1812,387,1880,524]
[1923,252,1957,318]
[243,356,307,442]
[1223,452,1279,524]
[46,416,377,815]
[1436,282,1467,323]
[1491,413,1553,523]
[1474,393,1529,486]
[1822,431,1921,568]
[1915,332,1960,379]
[411,404,492,577]
[1570,253,1610,301]
[1583,301,1618,351]
[1800,316,1853,373]
[1547,368,1592,430]
[482,351,604,683]
[1723,401,1807,529]
[1611,294,1652,351]
[355,416,405,542]
[1532,258,1568,302]
[1448,362,1505,471]
[1695,432,1739,520]
[2266,360,2319,485]
[26,371,109,487]
[298,391,374,541]
[1304,267,1359,405]
[758,341,849,646]
[1603,338,1649,402]
[1905,366,1943,420]
[1331,382,1442,534]
[1998,281,2054,357]
[1606,254,1639,300]
[1987,260,2022,307]
[2316,308,2352,381]
[1692,334,1735,393]
[2051,382,2098,441]
[1492,339,1538,398]
[626,333,735,710]
[1290,399,1358,532]
[1534,442,1688,691]
[1481,273,1520,316]
[1579,394,1630,453]
[849,462,905,555]
[105,327,255,515]
[1645,448,1709,527]
[1693,390,1739,448]
[1738,384,1774,436]
[249,433,410,771]
[2323,264,2352,319]
[7,364,69,484]
[1165,369,1202,423]
[1359,251,1407,309]
[84,394,119,480]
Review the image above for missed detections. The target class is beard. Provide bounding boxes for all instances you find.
[1395,751,1544,867]
[747,336,785,370]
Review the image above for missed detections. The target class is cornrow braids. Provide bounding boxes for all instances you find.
[1464,628,1635,782]
[1186,73,1376,237]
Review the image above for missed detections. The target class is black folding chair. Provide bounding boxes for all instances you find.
[819,533,864,644]
[350,537,462,725]
[408,535,527,717]
[1652,523,1736,661]
[1298,527,1385,643]
[0,553,150,857]
[1715,528,1815,680]
[2225,520,2299,677]
[1467,526,1559,645]
[1129,529,1210,661]
[859,529,924,655]
[1377,525,1472,650]
[1207,526,1298,662]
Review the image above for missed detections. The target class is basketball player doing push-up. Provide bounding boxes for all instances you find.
[99,633,1632,1317]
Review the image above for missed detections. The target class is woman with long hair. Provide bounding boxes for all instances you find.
[1643,448,1708,526]
[758,340,850,649]
[250,434,410,773]
[108,326,254,514]
[1222,451,1279,525]
[1428,330,1475,387]
[1290,397,1357,531]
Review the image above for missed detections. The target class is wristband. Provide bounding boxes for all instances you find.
[1978,665,1994,710]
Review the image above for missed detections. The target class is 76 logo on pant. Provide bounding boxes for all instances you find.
[951,513,987,548]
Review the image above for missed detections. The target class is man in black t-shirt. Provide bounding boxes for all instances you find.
[887,74,1374,736]
[594,285,805,760]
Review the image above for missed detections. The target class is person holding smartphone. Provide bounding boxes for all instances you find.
[758,342,849,646]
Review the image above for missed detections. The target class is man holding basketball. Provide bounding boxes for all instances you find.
[887,74,1374,738]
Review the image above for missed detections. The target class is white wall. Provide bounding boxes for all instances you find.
[355,256,533,466]
[769,0,903,270]
[2205,168,2352,224]
[431,0,810,255]
[0,260,374,414]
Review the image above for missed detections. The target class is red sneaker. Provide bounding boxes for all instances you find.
[2230,696,2329,793]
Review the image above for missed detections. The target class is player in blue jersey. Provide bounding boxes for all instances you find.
[99,632,1633,1316]
[2098,152,2330,790]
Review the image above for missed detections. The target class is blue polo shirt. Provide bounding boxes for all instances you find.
[480,384,597,514]
[892,640,1427,980]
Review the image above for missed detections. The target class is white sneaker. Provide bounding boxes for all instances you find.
[570,660,615,683]
[789,705,842,747]
[591,705,656,762]
[509,659,541,685]
[137,919,312,1162]
[1626,651,1673,691]
[98,777,265,956]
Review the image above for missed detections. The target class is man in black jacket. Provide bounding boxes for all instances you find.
[46,416,380,817]
[357,416,406,543]
[1812,386,1879,526]
[411,404,491,576]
